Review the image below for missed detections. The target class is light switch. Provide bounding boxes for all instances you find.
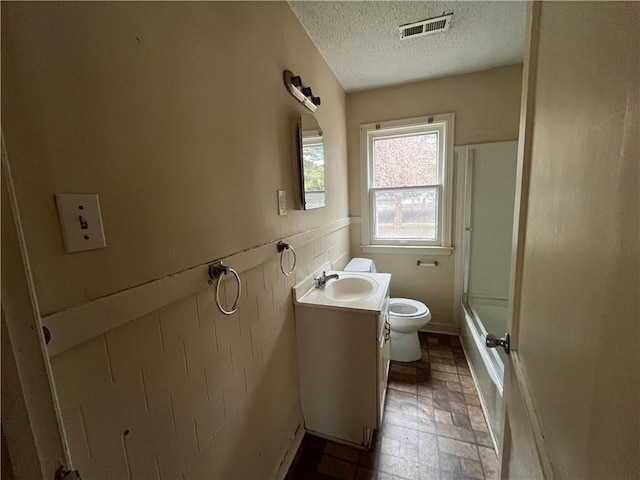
[55,194,106,253]
[278,190,287,216]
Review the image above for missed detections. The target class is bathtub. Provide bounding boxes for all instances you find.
[459,297,507,454]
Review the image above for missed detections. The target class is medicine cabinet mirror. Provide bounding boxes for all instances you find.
[297,114,326,210]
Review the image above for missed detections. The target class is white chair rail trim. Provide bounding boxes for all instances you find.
[42,217,352,356]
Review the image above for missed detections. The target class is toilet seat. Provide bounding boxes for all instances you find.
[389,298,429,318]
[343,256,432,362]
[388,298,432,361]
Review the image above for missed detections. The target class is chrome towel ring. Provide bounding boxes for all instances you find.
[208,261,241,315]
[277,241,297,276]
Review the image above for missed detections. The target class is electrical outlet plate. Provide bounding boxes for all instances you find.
[55,194,106,253]
[278,190,287,216]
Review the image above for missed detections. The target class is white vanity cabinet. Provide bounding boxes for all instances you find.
[377,296,391,425]
[293,271,391,449]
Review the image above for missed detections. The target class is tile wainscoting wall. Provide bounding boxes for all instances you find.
[48,221,351,479]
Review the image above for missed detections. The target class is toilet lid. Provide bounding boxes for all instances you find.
[389,298,429,317]
[344,257,374,272]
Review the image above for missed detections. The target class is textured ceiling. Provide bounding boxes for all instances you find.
[288,1,526,92]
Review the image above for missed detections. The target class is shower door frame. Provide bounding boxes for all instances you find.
[461,146,507,394]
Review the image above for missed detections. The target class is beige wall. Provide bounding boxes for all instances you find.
[517,2,639,479]
[346,66,522,329]
[2,2,349,478]
[1,428,17,480]
[2,1,348,316]
[346,64,523,217]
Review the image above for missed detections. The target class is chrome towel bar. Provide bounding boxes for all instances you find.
[417,260,438,267]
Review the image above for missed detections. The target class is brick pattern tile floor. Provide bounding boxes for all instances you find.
[286,332,499,480]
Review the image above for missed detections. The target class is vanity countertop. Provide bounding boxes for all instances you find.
[293,265,391,314]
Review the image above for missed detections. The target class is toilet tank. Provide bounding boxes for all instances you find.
[344,257,377,273]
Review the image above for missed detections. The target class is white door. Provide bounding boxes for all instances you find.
[496,2,638,478]
[489,3,549,478]
[2,137,76,479]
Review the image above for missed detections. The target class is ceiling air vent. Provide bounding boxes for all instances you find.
[399,13,453,40]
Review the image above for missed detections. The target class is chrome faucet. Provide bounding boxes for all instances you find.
[314,271,339,288]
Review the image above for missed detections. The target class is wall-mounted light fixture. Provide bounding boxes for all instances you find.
[283,70,321,113]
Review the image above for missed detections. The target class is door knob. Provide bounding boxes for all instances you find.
[485,332,510,355]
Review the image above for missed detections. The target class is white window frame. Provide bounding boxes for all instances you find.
[360,113,454,255]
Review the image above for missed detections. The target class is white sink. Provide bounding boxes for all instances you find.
[324,276,376,301]
[293,263,391,313]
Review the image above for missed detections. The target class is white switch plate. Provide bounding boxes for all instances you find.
[277,190,287,216]
[55,194,106,253]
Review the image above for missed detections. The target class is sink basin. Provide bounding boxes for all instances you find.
[293,262,390,313]
[323,276,376,301]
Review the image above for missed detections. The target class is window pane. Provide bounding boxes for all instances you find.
[302,144,325,192]
[373,188,438,241]
[373,133,438,187]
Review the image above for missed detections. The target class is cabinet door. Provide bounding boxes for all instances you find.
[296,306,378,445]
[377,298,391,426]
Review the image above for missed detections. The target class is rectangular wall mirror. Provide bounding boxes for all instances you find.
[297,114,326,209]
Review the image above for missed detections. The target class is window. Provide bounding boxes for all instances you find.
[360,113,454,251]
[302,129,325,209]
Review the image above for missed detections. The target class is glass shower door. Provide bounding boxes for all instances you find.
[465,141,518,360]
[461,141,518,450]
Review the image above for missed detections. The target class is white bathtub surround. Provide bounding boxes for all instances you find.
[460,302,504,454]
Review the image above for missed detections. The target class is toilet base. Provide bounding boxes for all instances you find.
[390,330,423,362]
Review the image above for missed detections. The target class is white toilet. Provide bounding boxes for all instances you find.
[344,258,432,362]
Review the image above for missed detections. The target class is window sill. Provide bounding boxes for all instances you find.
[360,245,454,256]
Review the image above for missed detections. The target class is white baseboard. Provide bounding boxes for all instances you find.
[275,422,305,480]
[420,323,459,336]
